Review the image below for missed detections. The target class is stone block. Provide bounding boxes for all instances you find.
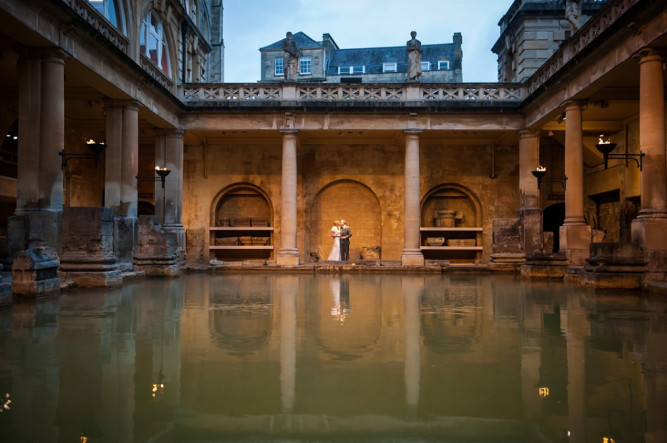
[559,224,591,266]
[11,246,60,296]
[133,215,181,277]
[59,207,121,287]
[361,246,381,260]
[492,217,522,253]
[185,228,206,264]
[115,216,137,271]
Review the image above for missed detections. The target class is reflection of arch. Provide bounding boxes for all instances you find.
[210,183,273,226]
[309,180,381,261]
[312,276,383,360]
[421,184,482,227]
[543,203,565,253]
[208,275,272,356]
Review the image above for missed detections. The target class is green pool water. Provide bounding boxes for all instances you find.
[0,273,665,442]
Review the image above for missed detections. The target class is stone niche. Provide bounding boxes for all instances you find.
[59,207,122,287]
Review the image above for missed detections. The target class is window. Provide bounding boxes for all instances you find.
[437,60,450,70]
[275,57,284,76]
[421,61,431,71]
[383,62,397,73]
[338,66,365,75]
[300,56,312,75]
[140,10,171,76]
[88,0,125,34]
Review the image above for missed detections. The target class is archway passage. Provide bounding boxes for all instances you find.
[310,181,381,262]
[211,184,273,261]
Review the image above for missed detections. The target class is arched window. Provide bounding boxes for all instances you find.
[140,10,171,76]
[88,0,126,35]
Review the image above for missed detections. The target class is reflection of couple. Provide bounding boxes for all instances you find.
[326,219,352,261]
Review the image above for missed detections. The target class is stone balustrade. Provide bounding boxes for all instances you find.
[181,83,526,106]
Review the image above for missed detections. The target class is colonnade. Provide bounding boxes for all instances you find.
[517,48,667,268]
[12,50,185,275]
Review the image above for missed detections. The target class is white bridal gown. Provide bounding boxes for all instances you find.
[326,226,341,261]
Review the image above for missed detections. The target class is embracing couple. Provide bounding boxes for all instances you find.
[327,220,352,261]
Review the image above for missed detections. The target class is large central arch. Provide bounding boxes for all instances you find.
[308,180,382,261]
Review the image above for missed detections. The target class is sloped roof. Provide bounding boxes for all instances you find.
[327,43,455,75]
[260,31,322,51]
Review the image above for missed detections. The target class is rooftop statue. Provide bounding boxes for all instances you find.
[406,31,422,82]
[282,31,299,81]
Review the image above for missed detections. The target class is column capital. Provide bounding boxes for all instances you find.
[562,100,584,111]
[280,128,299,135]
[404,129,423,136]
[519,129,540,140]
[165,129,184,139]
[636,47,663,64]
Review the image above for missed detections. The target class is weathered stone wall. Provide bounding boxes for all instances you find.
[183,137,520,263]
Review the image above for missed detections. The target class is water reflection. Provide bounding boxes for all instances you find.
[0,274,665,442]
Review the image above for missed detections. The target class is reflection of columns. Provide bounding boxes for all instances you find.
[163,130,185,253]
[403,276,423,410]
[637,49,667,218]
[277,130,300,265]
[104,102,123,214]
[280,276,298,412]
[560,101,590,265]
[520,289,543,419]
[563,293,589,443]
[519,130,540,209]
[120,102,139,218]
[402,130,424,266]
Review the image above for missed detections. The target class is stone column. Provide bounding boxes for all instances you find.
[519,130,543,255]
[163,130,185,254]
[154,131,167,223]
[104,102,124,214]
[116,101,139,271]
[519,130,540,209]
[38,51,65,213]
[632,49,667,280]
[559,101,590,266]
[120,102,139,218]
[277,129,300,266]
[8,54,42,259]
[15,54,41,213]
[401,130,424,266]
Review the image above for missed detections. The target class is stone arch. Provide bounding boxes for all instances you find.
[210,183,274,227]
[421,183,483,227]
[308,180,381,262]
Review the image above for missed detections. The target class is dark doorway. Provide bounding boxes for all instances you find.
[543,203,565,253]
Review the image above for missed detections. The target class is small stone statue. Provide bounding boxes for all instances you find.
[406,31,422,82]
[282,31,299,81]
[566,0,582,32]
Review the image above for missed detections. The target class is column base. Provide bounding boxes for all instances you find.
[11,246,60,297]
[401,249,424,266]
[277,249,300,266]
[632,217,667,282]
[115,216,137,271]
[559,224,591,266]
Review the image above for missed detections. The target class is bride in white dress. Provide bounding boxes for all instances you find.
[326,220,341,261]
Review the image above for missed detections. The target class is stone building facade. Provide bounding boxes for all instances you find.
[259,31,463,83]
[0,0,665,293]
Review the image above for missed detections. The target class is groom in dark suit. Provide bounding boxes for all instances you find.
[339,220,352,261]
